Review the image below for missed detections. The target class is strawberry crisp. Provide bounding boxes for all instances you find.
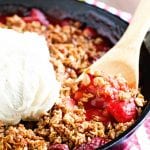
[0,8,146,150]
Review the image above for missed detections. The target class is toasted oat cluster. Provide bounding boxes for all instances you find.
[0,9,146,150]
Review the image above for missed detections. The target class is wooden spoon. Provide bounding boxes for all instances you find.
[82,0,150,89]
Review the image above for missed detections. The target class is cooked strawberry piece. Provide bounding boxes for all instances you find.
[83,27,97,38]
[48,144,69,150]
[90,137,109,148]
[60,18,72,26]
[74,91,83,101]
[0,16,6,24]
[23,8,49,26]
[85,109,111,124]
[84,100,93,110]
[73,137,109,150]
[74,74,97,100]
[88,97,108,109]
[85,109,101,121]
[107,101,137,123]
[73,144,93,150]
[86,83,97,94]
[94,41,110,52]
[23,15,37,22]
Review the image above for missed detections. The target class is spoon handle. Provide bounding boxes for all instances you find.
[89,0,150,89]
[116,0,150,52]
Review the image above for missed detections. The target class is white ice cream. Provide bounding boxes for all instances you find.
[0,28,60,125]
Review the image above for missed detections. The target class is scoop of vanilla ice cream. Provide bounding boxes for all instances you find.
[0,28,60,125]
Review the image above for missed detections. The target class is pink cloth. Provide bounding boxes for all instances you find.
[82,0,150,149]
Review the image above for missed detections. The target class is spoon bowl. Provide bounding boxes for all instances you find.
[85,0,150,89]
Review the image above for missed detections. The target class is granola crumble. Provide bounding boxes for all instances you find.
[0,9,146,150]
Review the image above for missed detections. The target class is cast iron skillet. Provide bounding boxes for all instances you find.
[0,0,149,149]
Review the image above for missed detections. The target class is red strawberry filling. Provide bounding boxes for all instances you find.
[48,144,69,150]
[23,8,49,26]
[85,109,112,124]
[94,41,110,52]
[74,137,109,150]
[107,101,137,123]
[73,73,137,123]
[83,27,97,39]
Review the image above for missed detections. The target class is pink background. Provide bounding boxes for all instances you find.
[99,0,140,14]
